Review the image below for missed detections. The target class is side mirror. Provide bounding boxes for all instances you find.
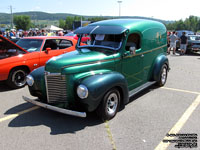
[129,46,136,55]
[45,47,51,53]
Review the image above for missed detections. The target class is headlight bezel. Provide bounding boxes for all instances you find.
[26,75,34,86]
[77,84,89,99]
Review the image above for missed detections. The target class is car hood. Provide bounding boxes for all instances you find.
[0,35,28,60]
[45,48,117,74]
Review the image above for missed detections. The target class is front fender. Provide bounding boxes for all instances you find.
[76,71,129,112]
[152,54,169,82]
[28,66,47,100]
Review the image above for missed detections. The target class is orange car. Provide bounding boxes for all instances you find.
[0,35,77,88]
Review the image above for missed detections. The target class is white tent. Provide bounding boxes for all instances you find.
[42,25,63,31]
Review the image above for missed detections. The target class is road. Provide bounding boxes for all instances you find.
[0,53,200,150]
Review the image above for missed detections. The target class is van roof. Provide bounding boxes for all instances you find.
[75,19,165,34]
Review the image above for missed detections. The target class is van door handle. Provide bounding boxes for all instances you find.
[141,54,144,57]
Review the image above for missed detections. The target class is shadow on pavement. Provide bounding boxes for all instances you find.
[6,103,103,135]
[128,85,159,104]
[0,81,23,92]
[6,84,159,135]
[118,84,159,112]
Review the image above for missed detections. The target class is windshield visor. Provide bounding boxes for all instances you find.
[75,25,128,34]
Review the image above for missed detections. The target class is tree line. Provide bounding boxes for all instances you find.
[59,16,107,30]
[165,16,200,32]
[12,15,107,30]
[12,15,200,32]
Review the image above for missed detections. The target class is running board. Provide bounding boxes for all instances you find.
[129,81,156,98]
[23,96,87,118]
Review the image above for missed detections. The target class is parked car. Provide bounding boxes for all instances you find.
[176,30,194,37]
[65,32,90,43]
[176,35,200,54]
[175,30,194,51]
[0,36,77,88]
[186,35,200,53]
[24,19,169,120]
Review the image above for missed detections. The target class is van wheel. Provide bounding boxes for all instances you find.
[96,88,120,121]
[156,64,168,87]
[6,68,28,88]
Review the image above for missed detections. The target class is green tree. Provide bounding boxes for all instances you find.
[59,19,65,29]
[165,16,200,32]
[65,16,74,30]
[13,15,31,30]
[88,17,106,22]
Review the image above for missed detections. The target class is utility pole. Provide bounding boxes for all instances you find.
[117,1,122,16]
[10,5,13,29]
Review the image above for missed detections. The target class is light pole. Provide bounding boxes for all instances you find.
[117,1,122,16]
[10,5,13,29]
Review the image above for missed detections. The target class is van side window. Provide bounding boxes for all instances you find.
[125,33,141,51]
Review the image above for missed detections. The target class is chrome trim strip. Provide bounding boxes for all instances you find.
[90,25,99,34]
[129,81,156,98]
[45,72,61,76]
[23,96,87,118]
[44,72,50,103]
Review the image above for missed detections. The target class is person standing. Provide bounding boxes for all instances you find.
[167,31,178,54]
[180,32,188,55]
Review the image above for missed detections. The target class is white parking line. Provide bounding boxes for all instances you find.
[155,89,200,150]
[0,106,39,123]
[161,87,200,95]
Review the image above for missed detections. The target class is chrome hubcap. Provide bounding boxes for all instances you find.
[161,67,167,84]
[12,70,26,87]
[106,93,118,115]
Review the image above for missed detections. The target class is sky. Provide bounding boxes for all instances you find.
[0,0,200,21]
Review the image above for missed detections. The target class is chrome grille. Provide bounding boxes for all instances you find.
[45,73,67,103]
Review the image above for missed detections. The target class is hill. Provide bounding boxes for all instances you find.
[0,11,173,25]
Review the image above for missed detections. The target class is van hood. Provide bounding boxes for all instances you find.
[45,48,117,74]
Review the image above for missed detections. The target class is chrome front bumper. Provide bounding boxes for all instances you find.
[23,96,86,118]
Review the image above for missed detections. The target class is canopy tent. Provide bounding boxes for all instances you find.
[42,25,63,31]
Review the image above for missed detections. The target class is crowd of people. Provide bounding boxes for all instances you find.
[0,29,65,39]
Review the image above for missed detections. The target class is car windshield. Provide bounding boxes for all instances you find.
[16,39,43,52]
[189,36,200,41]
[78,34,123,50]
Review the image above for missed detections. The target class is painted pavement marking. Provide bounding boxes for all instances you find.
[0,106,39,123]
[161,87,200,95]
[0,86,200,150]
[155,87,200,150]
[104,120,117,150]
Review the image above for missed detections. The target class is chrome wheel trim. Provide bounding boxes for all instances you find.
[12,70,26,87]
[106,93,118,115]
[161,67,167,84]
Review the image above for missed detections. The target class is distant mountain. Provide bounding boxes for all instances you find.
[0,11,173,25]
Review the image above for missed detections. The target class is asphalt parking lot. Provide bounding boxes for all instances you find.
[0,53,200,150]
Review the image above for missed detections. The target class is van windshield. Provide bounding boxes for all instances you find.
[78,34,123,51]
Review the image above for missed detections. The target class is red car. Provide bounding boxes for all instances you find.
[65,32,90,43]
[0,35,77,88]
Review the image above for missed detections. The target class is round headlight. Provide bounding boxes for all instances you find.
[26,75,34,86]
[77,85,88,99]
